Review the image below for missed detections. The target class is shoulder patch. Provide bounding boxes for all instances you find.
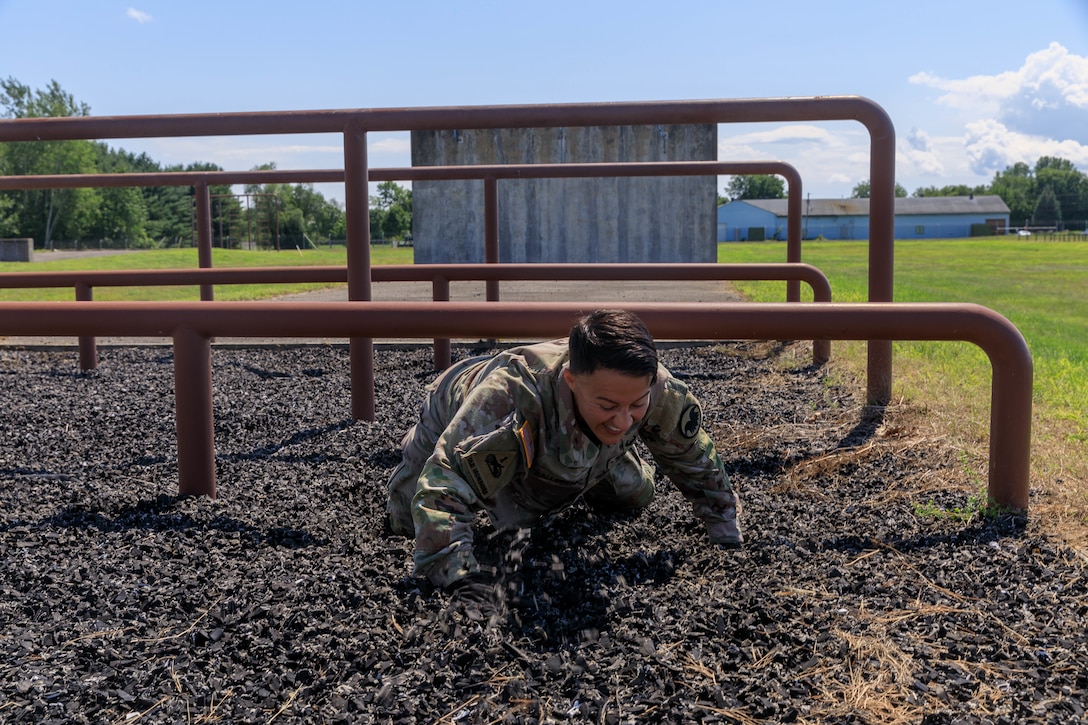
[678,403,702,439]
[462,449,518,499]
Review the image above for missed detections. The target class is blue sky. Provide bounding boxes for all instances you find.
[2,0,1087,203]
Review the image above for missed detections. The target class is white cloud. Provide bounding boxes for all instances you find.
[911,42,1088,158]
[126,7,153,23]
[897,127,945,176]
[908,69,1020,115]
[720,124,836,146]
[717,123,873,197]
[132,137,346,172]
[369,134,411,155]
[964,119,1088,174]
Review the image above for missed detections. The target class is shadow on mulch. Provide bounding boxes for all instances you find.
[9,494,327,549]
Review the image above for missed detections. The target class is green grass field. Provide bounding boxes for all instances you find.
[0,246,412,302]
[721,238,1087,535]
[720,238,1087,436]
[3,238,1085,534]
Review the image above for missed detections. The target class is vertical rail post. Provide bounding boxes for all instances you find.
[432,275,451,370]
[989,333,1033,509]
[785,180,802,303]
[173,327,216,497]
[484,175,500,302]
[344,121,375,420]
[867,114,896,405]
[75,282,98,371]
[194,181,215,302]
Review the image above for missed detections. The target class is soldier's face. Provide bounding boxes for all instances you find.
[563,367,652,446]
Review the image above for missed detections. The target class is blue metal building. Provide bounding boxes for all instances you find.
[717,195,1011,241]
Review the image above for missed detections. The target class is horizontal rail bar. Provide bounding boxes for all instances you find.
[0,301,1030,510]
[0,159,807,303]
[0,96,893,141]
[0,262,828,290]
[0,94,897,404]
[0,263,832,366]
[0,161,800,190]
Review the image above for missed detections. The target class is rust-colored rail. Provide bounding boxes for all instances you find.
[0,160,806,301]
[0,160,812,407]
[0,262,832,369]
[0,301,1030,510]
[0,96,899,412]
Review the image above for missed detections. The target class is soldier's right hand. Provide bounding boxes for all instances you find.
[445,574,503,621]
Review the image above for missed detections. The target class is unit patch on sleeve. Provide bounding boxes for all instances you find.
[462,449,518,499]
[678,403,702,439]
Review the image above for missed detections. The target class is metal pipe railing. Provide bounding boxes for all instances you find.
[0,301,1030,510]
[0,262,833,368]
[0,159,807,296]
[0,96,898,410]
[0,159,808,408]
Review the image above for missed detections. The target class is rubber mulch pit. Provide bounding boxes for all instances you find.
[1,342,1085,724]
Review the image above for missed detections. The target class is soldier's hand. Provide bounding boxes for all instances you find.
[446,574,503,620]
[706,519,744,550]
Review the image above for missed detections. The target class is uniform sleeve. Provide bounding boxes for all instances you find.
[411,366,540,587]
[638,375,743,545]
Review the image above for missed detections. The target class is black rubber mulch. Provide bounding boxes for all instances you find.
[1,342,1084,724]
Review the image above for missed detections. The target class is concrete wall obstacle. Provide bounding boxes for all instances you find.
[411,125,717,264]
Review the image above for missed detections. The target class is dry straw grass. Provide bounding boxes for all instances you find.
[713,341,1086,723]
[813,342,1088,552]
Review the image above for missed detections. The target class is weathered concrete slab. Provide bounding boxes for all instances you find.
[411,126,717,264]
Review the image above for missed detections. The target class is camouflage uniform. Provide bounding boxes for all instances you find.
[387,340,743,587]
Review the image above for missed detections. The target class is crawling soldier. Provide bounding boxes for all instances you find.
[386,309,742,603]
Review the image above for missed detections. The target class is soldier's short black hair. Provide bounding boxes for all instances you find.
[568,309,658,381]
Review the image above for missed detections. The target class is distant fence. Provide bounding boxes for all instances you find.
[1024,232,1088,242]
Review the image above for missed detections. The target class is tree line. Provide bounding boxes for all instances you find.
[722,156,1088,231]
[0,78,412,249]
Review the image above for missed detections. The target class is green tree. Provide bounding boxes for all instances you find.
[0,77,98,248]
[143,166,195,246]
[280,207,307,246]
[725,174,785,200]
[289,182,345,241]
[911,183,988,197]
[0,194,16,236]
[1032,186,1062,228]
[244,163,346,246]
[91,146,193,246]
[82,143,151,246]
[171,160,243,248]
[851,180,908,198]
[369,181,412,240]
[93,186,150,246]
[1034,156,1087,229]
[989,162,1036,227]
